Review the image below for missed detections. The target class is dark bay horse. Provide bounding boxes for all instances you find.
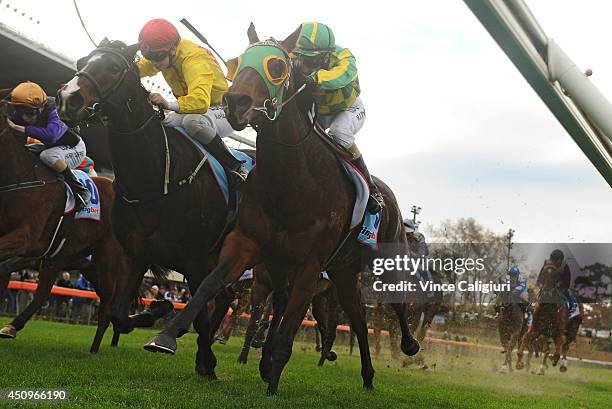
[0,106,126,353]
[495,290,524,373]
[144,26,419,395]
[516,261,583,374]
[57,40,250,378]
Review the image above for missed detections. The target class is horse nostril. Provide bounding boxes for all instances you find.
[67,93,84,111]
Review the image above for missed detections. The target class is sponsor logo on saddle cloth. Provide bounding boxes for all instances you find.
[357,211,381,249]
[64,170,101,221]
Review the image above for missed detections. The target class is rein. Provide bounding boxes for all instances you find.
[0,129,61,194]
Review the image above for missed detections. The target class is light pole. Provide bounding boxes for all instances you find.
[410,205,422,223]
[506,228,515,270]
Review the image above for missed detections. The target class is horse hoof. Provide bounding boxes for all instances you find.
[401,337,420,356]
[516,362,524,370]
[498,365,509,374]
[196,366,218,380]
[327,351,338,362]
[143,333,177,354]
[317,356,326,367]
[266,383,278,396]
[363,381,374,390]
[560,365,567,373]
[0,325,17,339]
[237,356,248,364]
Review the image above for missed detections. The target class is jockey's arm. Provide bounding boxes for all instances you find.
[176,54,214,114]
[24,109,68,145]
[314,48,358,91]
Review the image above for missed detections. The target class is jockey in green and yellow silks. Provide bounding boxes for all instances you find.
[292,22,383,213]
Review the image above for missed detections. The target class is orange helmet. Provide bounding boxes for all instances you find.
[139,19,180,53]
[10,81,47,108]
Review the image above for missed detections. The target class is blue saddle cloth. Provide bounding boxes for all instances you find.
[64,170,101,221]
[357,210,382,250]
[173,127,255,206]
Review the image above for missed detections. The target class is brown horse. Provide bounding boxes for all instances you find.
[57,40,252,378]
[406,268,445,342]
[237,266,339,366]
[516,261,583,373]
[496,290,524,373]
[144,26,419,395]
[0,105,127,353]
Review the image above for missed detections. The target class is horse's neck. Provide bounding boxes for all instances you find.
[256,100,336,201]
[105,98,166,197]
[0,127,40,186]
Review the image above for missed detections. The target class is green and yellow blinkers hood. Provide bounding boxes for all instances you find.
[227,40,290,119]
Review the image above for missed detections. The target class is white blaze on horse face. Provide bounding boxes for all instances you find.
[63,77,81,95]
[58,76,82,114]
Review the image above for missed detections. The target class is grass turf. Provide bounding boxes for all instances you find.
[0,320,610,408]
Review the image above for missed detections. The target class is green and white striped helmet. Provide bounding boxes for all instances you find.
[293,22,335,56]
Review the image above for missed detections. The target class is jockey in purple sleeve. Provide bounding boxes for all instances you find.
[6,82,91,209]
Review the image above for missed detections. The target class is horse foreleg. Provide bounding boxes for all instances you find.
[389,303,420,357]
[266,264,320,396]
[333,270,376,391]
[551,333,565,367]
[144,230,260,354]
[0,262,56,339]
[238,301,265,364]
[516,328,535,370]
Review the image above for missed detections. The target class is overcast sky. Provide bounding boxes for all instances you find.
[3,0,610,242]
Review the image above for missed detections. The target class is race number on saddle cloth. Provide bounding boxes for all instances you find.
[172,127,255,206]
[64,170,101,221]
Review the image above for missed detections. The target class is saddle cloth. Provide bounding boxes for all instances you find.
[173,127,255,206]
[64,170,101,221]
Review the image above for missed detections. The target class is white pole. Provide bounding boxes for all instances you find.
[547,39,612,143]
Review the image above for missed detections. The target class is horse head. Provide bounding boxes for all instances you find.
[57,39,142,125]
[223,24,308,131]
[537,261,563,303]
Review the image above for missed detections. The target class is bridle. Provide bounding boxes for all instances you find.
[75,47,133,118]
[235,40,317,147]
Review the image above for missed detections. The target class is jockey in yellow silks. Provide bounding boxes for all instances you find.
[292,22,383,213]
[137,18,248,186]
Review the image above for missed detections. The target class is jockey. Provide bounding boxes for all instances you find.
[403,218,428,258]
[6,82,91,209]
[292,22,383,213]
[501,266,528,313]
[137,19,248,187]
[546,249,580,318]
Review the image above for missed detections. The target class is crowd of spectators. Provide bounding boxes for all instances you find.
[0,269,97,324]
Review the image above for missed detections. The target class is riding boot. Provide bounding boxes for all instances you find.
[351,156,384,213]
[62,168,90,211]
[202,134,248,188]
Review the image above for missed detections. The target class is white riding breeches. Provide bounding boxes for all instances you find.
[39,138,86,169]
[163,105,234,144]
[318,97,366,149]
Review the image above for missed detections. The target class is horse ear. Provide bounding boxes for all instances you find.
[280,25,302,54]
[125,43,141,60]
[98,37,110,47]
[247,22,259,44]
